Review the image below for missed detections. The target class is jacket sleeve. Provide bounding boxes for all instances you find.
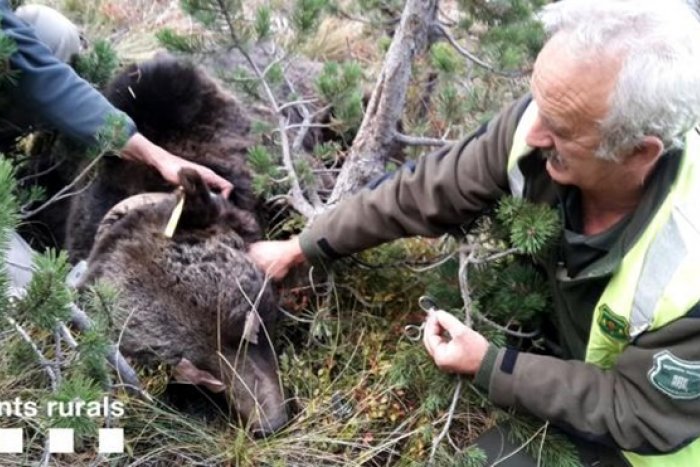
[298,95,529,264]
[474,313,700,454]
[0,1,135,146]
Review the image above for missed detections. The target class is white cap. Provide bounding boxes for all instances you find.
[15,4,81,63]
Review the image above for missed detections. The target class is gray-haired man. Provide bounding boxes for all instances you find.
[250,0,700,465]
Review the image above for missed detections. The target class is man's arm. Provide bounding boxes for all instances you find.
[297,96,529,265]
[474,313,700,453]
[1,0,136,145]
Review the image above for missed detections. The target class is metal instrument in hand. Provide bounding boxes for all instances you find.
[403,295,440,342]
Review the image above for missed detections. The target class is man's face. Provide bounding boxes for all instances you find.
[526,34,628,191]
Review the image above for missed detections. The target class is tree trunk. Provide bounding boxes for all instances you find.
[327,0,438,205]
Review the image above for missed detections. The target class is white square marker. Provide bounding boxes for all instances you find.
[0,428,23,453]
[48,428,74,453]
[98,428,124,454]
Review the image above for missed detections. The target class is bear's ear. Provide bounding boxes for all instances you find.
[95,192,172,241]
[172,358,226,393]
[177,168,224,229]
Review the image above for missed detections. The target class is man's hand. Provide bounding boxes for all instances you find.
[248,237,306,281]
[422,309,489,374]
[121,133,233,198]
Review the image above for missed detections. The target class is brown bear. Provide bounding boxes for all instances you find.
[78,168,287,435]
[65,57,289,435]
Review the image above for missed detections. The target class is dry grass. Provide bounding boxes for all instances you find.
[301,16,377,64]
[1,1,556,465]
[0,237,500,466]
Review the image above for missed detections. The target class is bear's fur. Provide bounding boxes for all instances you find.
[66,57,260,262]
[67,57,288,434]
[79,168,287,434]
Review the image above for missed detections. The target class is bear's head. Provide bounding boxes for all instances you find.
[79,168,287,435]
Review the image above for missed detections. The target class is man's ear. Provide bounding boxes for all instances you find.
[631,135,664,169]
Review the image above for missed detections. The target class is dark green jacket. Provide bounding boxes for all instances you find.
[299,95,700,455]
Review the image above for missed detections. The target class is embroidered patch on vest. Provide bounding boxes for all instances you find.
[648,350,700,400]
[597,304,629,341]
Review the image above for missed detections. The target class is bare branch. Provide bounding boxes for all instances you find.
[69,303,151,400]
[333,7,399,26]
[58,323,79,348]
[395,132,454,147]
[214,0,321,216]
[40,440,50,467]
[21,153,103,219]
[427,379,464,466]
[470,246,520,264]
[54,328,63,387]
[281,122,333,131]
[289,111,324,208]
[5,316,58,392]
[406,251,457,272]
[278,115,318,218]
[278,98,319,113]
[436,24,527,78]
[16,156,64,185]
[458,247,477,327]
[21,178,94,215]
[472,309,540,339]
[491,422,549,466]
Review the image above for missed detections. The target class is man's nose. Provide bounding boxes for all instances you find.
[525,115,554,149]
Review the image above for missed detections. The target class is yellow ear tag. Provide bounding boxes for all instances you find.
[164,191,185,238]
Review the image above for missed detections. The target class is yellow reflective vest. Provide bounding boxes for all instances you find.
[507,101,700,466]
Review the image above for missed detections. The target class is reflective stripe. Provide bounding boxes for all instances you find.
[507,101,538,198]
[508,167,525,199]
[631,210,687,337]
[630,130,700,335]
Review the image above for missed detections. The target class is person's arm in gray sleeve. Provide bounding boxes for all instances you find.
[0,1,136,146]
[0,1,234,196]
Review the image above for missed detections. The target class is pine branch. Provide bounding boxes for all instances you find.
[211,0,321,218]
[9,281,149,399]
[436,24,526,78]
